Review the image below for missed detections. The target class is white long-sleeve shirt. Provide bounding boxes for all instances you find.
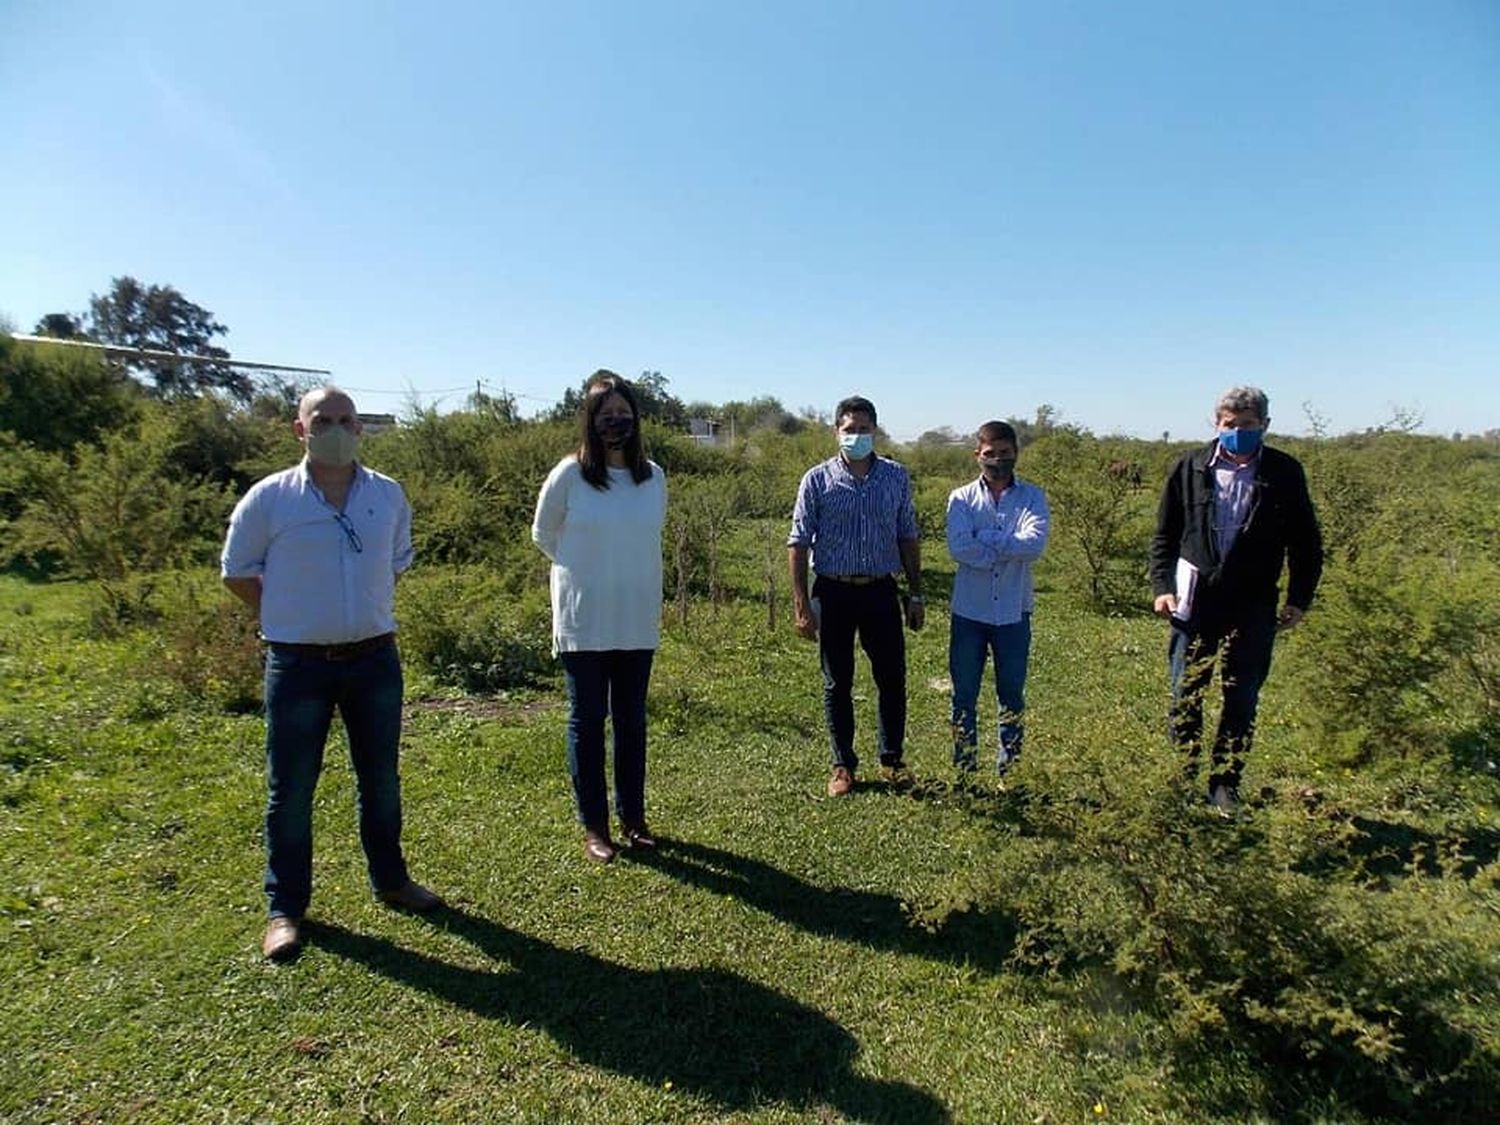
[531,456,666,653]
[945,475,1050,626]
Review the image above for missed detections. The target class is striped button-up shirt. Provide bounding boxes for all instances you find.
[946,476,1050,625]
[787,454,918,577]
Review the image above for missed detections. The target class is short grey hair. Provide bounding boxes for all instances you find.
[1215,385,1269,422]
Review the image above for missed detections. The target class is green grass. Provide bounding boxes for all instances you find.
[2,573,1496,1123]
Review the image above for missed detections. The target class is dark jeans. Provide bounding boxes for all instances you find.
[263,638,409,919]
[949,611,1031,772]
[560,649,654,830]
[814,576,906,772]
[1168,603,1277,795]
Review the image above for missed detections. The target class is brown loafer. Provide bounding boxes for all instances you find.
[880,763,915,792]
[378,880,444,913]
[584,827,617,864]
[262,916,303,962]
[621,822,657,850]
[827,766,854,797]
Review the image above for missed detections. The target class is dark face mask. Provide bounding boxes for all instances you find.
[597,416,635,448]
[980,457,1016,480]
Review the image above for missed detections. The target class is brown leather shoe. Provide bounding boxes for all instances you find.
[827,766,854,797]
[584,827,617,864]
[621,821,657,850]
[378,880,444,912]
[262,916,303,962]
[880,763,915,791]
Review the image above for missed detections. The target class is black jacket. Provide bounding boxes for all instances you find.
[1150,442,1323,619]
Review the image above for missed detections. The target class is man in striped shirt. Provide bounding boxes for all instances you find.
[788,396,925,797]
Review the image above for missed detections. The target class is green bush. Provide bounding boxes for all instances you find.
[917,742,1500,1118]
[0,333,144,452]
[396,567,555,693]
[1023,431,1155,613]
[146,573,264,713]
[1289,548,1500,768]
[1,410,233,627]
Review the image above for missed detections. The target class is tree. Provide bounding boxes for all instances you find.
[631,370,688,428]
[916,426,965,447]
[467,384,520,424]
[0,333,142,451]
[86,276,252,403]
[33,312,89,339]
[547,369,688,429]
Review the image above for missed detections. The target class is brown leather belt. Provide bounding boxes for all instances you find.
[821,574,892,586]
[267,632,395,661]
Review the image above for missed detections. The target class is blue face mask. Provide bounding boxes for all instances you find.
[1218,427,1263,456]
[839,432,875,460]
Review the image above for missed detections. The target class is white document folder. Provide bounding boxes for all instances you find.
[1172,558,1198,621]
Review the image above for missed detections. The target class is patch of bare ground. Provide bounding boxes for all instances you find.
[406,695,557,721]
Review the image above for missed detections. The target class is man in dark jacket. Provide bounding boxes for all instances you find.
[1150,386,1322,813]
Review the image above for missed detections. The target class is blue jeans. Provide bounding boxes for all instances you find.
[263,638,409,919]
[560,649,654,830]
[949,612,1031,772]
[1168,603,1277,795]
[813,576,907,772]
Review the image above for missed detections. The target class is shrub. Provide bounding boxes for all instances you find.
[1289,548,1500,768]
[147,573,264,712]
[1,411,233,628]
[916,742,1500,1118]
[1023,431,1154,613]
[397,567,555,693]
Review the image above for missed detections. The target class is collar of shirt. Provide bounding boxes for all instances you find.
[832,452,882,482]
[1208,444,1260,473]
[976,474,1016,504]
[297,458,369,506]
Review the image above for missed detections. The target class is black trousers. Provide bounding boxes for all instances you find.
[1168,601,1278,794]
[814,576,907,771]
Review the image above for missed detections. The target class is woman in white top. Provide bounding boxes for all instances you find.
[532,372,667,864]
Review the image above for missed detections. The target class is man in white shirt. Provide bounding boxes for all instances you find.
[222,387,441,962]
[945,421,1050,774]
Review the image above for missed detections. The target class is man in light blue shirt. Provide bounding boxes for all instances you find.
[945,420,1050,773]
[222,386,441,961]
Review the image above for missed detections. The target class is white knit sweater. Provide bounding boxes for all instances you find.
[531,456,666,653]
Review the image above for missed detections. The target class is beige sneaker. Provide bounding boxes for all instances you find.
[827,766,855,797]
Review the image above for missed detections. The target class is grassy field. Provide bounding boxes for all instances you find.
[2,569,1496,1124]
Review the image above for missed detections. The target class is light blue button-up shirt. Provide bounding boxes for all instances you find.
[221,460,413,644]
[945,475,1050,626]
[1209,445,1260,558]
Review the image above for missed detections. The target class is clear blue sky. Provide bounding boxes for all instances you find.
[3,1,1497,440]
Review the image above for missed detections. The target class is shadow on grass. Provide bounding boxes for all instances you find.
[1297,813,1500,881]
[309,910,949,1124]
[628,838,1017,974]
[1448,720,1499,775]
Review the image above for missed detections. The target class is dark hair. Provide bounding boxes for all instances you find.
[578,370,652,489]
[975,420,1019,448]
[834,395,877,428]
